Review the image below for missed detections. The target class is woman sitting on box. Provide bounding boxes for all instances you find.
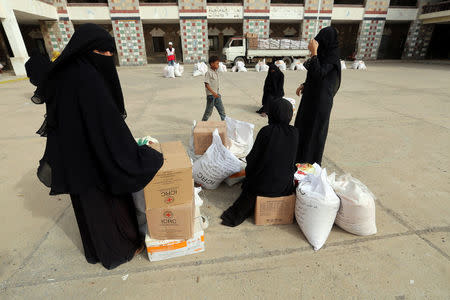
[221,99,298,227]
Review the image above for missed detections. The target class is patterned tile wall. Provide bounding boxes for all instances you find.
[244,19,269,38]
[243,0,270,39]
[179,0,208,63]
[301,0,333,41]
[355,0,389,60]
[180,19,208,63]
[301,19,332,41]
[108,0,146,66]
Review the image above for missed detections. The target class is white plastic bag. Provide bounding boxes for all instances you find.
[340,60,347,70]
[164,66,175,78]
[224,159,246,186]
[236,61,247,72]
[255,59,269,72]
[193,129,242,189]
[295,164,340,251]
[284,97,296,112]
[352,60,367,70]
[225,116,255,159]
[275,60,286,71]
[328,173,377,236]
[218,62,227,73]
[193,62,208,76]
[174,62,183,77]
[231,66,238,72]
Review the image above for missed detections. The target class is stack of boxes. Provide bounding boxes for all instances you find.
[246,33,259,50]
[143,141,205,261]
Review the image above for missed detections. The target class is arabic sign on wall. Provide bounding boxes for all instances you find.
[207,5,243,19]
[270,5,303,20]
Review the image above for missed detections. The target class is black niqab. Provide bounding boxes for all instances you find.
[25,49,51,87]
[221,99,298,226]
[294,26,341,165]
[260,63,285,113]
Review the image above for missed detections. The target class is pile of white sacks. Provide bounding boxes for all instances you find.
[231,61,247,72]
[193,62,209,77]
[290,59,306,71]
[255,59,269,72]
[163,63,184,78]
[294,163,377,251]
[351,60,367,70]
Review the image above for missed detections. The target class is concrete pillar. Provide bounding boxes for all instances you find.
[243,0,270,38]
[402,0,435,59]
[355,0,390,60]
[40,0,74,57]
[108,0,147,66]
[0,0,29,76]
[301,0,333,42]
[178,0,208,63]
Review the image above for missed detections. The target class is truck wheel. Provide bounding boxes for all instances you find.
[234,57,246,65]
[282,57,293,68]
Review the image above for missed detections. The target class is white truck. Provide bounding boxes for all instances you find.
[222,36,310,66]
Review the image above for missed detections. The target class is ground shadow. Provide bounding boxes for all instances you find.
[231,103,260,114]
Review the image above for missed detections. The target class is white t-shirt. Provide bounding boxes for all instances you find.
[166,48,175,56]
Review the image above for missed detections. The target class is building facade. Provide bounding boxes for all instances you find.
[0,0,449,75]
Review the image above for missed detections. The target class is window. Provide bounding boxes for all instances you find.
[231,39,243,47]
[223,35,232,47]
[152,37,165,53]
[209,36,219,51]
[390,0,416,7]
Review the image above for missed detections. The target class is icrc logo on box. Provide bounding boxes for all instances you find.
[161,210,177,224]
[160,188,177,204]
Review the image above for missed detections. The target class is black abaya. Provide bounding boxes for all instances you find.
[294,26,341,165]
[222,99,298,227]
[258,64,284,114]
[36,24,164,269]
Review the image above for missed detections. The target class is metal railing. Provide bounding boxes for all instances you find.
[422,0,450,14]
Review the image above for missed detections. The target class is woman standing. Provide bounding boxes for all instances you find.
[36,24,164,270]
[294,26,341,165]
[256,63,284,116]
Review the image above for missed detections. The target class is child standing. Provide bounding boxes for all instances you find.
[202,56,226,121]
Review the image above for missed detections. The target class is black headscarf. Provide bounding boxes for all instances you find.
[314,26,341,95]
[42,24,126,132]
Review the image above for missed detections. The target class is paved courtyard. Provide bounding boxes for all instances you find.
[0,62,449,298]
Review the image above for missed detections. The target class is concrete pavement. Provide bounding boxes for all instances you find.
[0,62,449,299]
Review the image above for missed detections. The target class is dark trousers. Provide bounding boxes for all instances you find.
[202,94,226,121]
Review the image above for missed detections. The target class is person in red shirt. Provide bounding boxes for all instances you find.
[166,42,176,66]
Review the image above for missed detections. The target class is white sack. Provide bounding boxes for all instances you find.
[174,62,183,77]
[231,66,238,72]
[193,129,242,189]
[224,159,246,186]
[352,60,367,70]
[225,116,255,158]
[164,66,175,78]
[218,62,227,72]
[340,60,347,70]
[295,164,340,251]
[328,173,377,236]
[236,61,247,72]
[275,60,286,71]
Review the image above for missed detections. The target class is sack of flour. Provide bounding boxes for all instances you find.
[340,60,347,70]
[193,129,242,189]
[295,164,340,251]
[164,66,175,78]
[174,62,183,77]
[275,60,286,71]
[225,116,254,159]
[224,159,246,186]
[236,61,247,72]
[328,173,377,236]
[218,62,227,73]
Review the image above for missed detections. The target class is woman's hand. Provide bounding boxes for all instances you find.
[296,84,304,96]
[308,39,319,56]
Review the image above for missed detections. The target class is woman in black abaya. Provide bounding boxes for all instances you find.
[294,26,341,165]
[25,49,51,105]
[222,99,298,227]
[36,24,164,270]
[256,63,284,115]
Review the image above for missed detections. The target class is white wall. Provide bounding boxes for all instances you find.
[270,5,304,21]
[387,8,418,21]
[140,5,179,21]
[67,6,110,22]
[9,0,57,20]
[332,6,364,21]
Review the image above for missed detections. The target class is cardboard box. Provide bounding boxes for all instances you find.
[146,199,195,240]
[145,205,205,262]
[144,141,193,209]
[193,121,228,155]
[254,194,296,225]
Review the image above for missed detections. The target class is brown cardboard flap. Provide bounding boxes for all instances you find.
[254,194,296,226]
[193,121,228,155]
